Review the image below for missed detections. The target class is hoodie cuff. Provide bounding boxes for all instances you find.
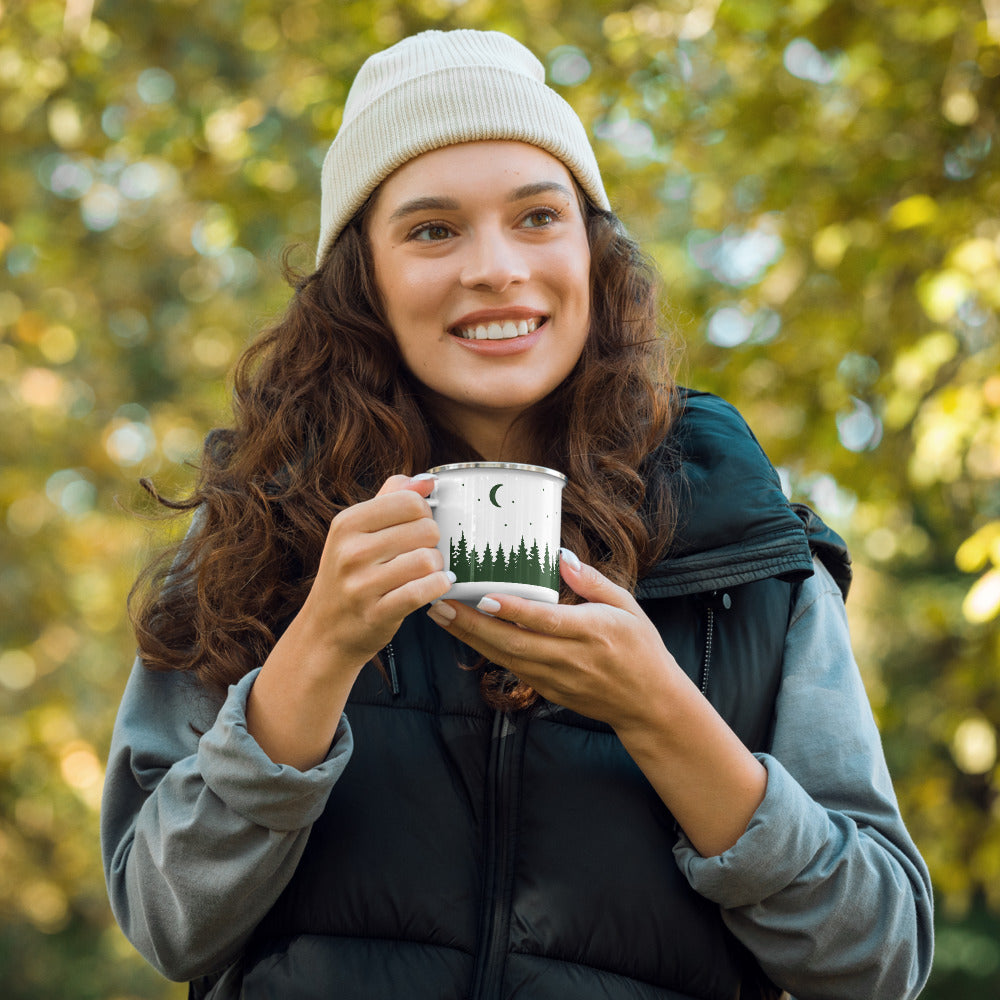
[198,668,353,832]
[673,753,832,908]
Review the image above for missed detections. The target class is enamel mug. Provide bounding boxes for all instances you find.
[425,462,567,604]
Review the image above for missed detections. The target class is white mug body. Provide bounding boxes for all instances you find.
[426,462,566,604]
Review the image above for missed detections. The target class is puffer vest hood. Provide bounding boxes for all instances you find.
[193,391,850,1000]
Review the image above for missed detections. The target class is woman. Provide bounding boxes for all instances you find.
[102,29,933,1000]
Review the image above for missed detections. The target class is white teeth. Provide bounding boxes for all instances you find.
[455,318,540,340]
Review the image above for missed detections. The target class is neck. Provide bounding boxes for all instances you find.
[465,417,531,463]
[427,400,536,464]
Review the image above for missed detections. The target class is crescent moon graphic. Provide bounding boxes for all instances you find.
[489,484,503,508]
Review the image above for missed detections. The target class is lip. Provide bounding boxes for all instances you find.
[449,318,547,356]
[447,306,548,356]
[449,306,547,331]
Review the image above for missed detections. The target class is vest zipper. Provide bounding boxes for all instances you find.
[700,607,715,696]
[472,709,518,998]
[699,591,731,696]
[384,640,399,696]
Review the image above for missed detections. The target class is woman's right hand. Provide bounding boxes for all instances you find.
[299,473,453,672]
[247,474,451,769]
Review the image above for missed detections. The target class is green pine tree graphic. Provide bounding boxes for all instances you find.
[449,532,559,589]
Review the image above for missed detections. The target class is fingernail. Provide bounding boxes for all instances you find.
[476,596,501,614]
[445,570,457,583]
[559,547,581,571]
[427,602,456,624]
[411,472,438,482]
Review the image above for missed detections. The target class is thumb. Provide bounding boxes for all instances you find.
[558,548,636,610]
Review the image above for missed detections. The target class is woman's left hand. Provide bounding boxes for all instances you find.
[428,548,769,857]
[425,549,676,733]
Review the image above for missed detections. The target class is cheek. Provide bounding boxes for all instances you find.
[561,251,592,323]
[384,261,449,327]
[556,238,591,299]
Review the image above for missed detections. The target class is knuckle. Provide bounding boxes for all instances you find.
[338,536,369,571]
[595,625,618,655]
[417,549,442,575]
[506,632,532,660]
[327,508,354,540]
[396,575,448,614]
[376,474,410,497]
[339,573,367,606]
[538,609,562,636]
[400,490,426,515]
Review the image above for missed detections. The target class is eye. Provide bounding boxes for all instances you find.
[521,207,562,229]
[409,222,453,242]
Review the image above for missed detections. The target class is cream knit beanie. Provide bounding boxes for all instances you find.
[315,29,610,267]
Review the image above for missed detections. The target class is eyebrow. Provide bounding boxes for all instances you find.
[388,196,460,222]
[509,181,575,202]
[387,181,576,222]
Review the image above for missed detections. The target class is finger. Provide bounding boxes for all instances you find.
[375,472,436,499]
[469,592,589,641]
[365,516,440,565]
[374,545,445,597]
[558,548,639,612]
[346,485,435,535]
[429,598,561,671]
[378,567,455,620]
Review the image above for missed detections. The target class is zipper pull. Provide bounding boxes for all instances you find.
[384,641,400,696]
[705,590,732,611]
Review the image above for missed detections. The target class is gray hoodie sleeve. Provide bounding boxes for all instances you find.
[673,559,934,1000]
[100,660,353,981]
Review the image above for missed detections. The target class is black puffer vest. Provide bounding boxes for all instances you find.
[195,392,850,1000]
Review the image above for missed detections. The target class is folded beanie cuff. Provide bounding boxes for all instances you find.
[315,32,610,267]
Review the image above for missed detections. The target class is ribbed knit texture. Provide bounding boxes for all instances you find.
[316,29,610,266]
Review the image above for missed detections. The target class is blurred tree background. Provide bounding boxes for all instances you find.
[1,0,998,995]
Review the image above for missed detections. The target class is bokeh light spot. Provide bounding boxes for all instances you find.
[105,420,156,466]
[783,38,838,84]
[80,184,122,231]
[43,157,93,199]
[836,397,883,452]
[0,650,37,691]
[549,46,591,86]
[6,495,48,537]
[20,880,69,934]
[119,161,163,200]
[60,741,104,791]
[38,324,78,365]
[707,306,751,347]
[952,716,997,773]
[47,99,84,147]
[46,469,97,517]
[108,307,149,346]
[136,67,176,104]
[889,194,937,229]
[963,569,1000,624]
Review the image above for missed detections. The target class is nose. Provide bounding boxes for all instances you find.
[459,228,529,292]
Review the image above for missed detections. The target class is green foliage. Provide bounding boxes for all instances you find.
[1,0,998,995]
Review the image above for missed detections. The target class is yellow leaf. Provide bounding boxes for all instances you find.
[889,194,937,229]
[956,521,1000,574]
[963,568,1000,624]
[916,269,972,322]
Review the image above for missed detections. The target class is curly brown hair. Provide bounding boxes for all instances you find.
[129,199,682,710]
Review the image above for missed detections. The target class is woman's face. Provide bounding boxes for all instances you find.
[366,141,591,456]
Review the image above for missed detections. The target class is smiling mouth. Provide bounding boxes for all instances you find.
[450,317,544,341]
